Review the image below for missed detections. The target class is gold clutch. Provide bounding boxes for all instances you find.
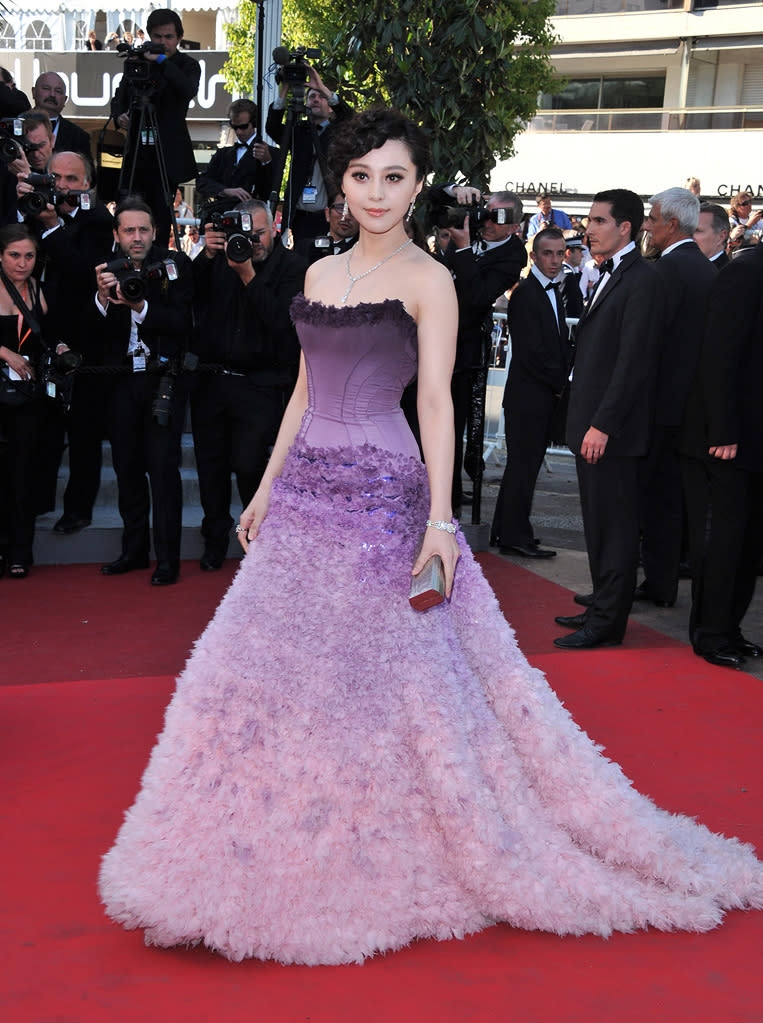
[408,555,446,611]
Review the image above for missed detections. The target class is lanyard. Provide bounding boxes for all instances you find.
[16,282,31,350]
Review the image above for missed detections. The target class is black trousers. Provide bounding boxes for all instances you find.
[61,373,108,520]
[491,399,554,548]
[639,424,684,604]
[0,396,44,563]
[682,454,763,652]
[451,370,474,508]
[576,452,641,641]
[106,372,186,564]
[190,374,289,555]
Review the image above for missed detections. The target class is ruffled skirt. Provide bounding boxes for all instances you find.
[99,441,763,964]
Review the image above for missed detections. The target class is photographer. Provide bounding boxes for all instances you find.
[16,149,114,534]
[94,196,193,586]
[191,198,306,570]
[428,182,527,511]
[197,99,275,205]
[111,9,200,246]
[265,62,353,242]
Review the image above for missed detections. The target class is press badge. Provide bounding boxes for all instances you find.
[46,379,57,399]
[132,345,147,373]
[301,186,318,205]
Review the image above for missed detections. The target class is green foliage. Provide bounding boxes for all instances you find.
[224,0,558,187]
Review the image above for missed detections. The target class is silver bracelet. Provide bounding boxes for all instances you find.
[426,519,457,534]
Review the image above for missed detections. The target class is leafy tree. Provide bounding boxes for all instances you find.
[225,0,558,187]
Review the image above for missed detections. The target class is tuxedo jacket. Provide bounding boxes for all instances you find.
[566,248,663,457]
[651,240,718,428]
[680,242,763,471]
[54,117,92,159]
[95,243,194,365]
[41,202,115,359]
[710,250,729,270]
[196,143,276,202]
[112,50,200,184]
[504,273,570,414]
[293,233,357,265]
[265,98,354,225]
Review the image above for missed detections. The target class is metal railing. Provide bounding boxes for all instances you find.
[554,0,743,13]
[528,106,763,132]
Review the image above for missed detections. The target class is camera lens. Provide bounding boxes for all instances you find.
[18,191,48,217]
[0,136,20,163]
[120,275,146,303]
[226,233,253,264]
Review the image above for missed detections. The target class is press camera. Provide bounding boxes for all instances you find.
[273,45,322,88]
[117,41,166,84]
[0,118,43,165]
[104,257,178,303]
[17,172,92,217]
[209,210,254,263]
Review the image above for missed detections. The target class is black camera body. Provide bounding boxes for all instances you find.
[17,172,92,217]
[117,41,166,85]
[209,210,254,264]
[104,257,178,303]
[274,45,322,88]
[0,117,43,165]
[151,352,198,426]
[39,347,82,410]
[441,200,512,233]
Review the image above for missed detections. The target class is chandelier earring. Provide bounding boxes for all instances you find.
[342,199,349,220]
[406,199,416,222]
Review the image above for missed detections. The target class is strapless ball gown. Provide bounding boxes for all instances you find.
[99,296,763,965]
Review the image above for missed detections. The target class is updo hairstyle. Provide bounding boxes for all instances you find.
[328,108,432,187]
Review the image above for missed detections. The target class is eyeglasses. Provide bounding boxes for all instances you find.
[737,199,752,207]
[329,203,347,213]
[229,121,252,132]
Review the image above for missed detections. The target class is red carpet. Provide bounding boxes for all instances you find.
[2,555,762,1023]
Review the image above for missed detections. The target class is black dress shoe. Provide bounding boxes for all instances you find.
[554,612,587,629]
[731,638,763,659]
[101,555,150,576]
[553,627,622,650]
[499,544,557,559]
[574,592,594,607]
[53,513,92,535]
[200,551,225,572]
[701,646,746,670]
[633,581,675,608]
[151,562,180,586]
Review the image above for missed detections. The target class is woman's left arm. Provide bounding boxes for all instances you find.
[412,262,461,595]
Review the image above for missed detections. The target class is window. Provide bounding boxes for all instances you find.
[25,20,52,51]
[555,0,683,12]
[540,75,666,110]
[0,20,16,49]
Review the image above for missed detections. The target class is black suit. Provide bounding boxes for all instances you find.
[96,244,194,568]
[566,247,663,641]
[197,141,275,203]
[190,243,305,558]
[492,272,571,548]
[639,240,718,603]
[293,233,357,265]
[680,243,763,653]
[53,117,92,159]
[112,50,200,244]
[710,250,729,270]
[265,98,353,240]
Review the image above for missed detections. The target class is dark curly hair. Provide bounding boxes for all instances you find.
[328,108,431,188]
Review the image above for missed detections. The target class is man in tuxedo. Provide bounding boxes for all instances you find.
[191,199,306,570]
[294,191,358,264]
[94,196,194,586]
[112,9,201,246]
[679,244,763,668]
[196,99,275,205]
[694,203,730,269]
[31,72,92,159]
[266,65,353,242]
[554,188,663,650]
[428,183,527,511]
[492,227,571,558]
[559,236,585,318]
[636,187,718,608]
[16,150,114,533]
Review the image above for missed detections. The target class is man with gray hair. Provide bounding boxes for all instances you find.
[636,187,718,608]
[694,202,730,268]
[190,198,307,570]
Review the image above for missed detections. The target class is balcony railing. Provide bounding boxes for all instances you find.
[554,0,743,13]
[529,106,763,131]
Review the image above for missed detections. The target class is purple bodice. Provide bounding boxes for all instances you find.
[290,295,420,460]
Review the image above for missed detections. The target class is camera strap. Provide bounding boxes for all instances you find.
[0,268,42,338]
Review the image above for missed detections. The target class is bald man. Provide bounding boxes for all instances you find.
[32,72,92,159]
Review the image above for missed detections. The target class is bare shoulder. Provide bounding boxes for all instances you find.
[403,248,455,312]
[304,252,345,300]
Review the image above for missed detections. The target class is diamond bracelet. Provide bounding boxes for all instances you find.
[426,519,457,534]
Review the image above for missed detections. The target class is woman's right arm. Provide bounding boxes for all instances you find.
[237,353,309,550]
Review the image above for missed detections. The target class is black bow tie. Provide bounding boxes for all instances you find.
[235,141,249,151]
[599,258,614,276]
[545,281,558,291]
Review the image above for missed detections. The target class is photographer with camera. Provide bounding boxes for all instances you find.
[111,9,201,247]
[191,198,306,570]
[16,149,114,534]
[197,99,276,206]
[266,59,353,242]
[428,182,527,512]
[94,196,193,586]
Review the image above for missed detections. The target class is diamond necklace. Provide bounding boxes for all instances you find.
[341,237,413,304]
